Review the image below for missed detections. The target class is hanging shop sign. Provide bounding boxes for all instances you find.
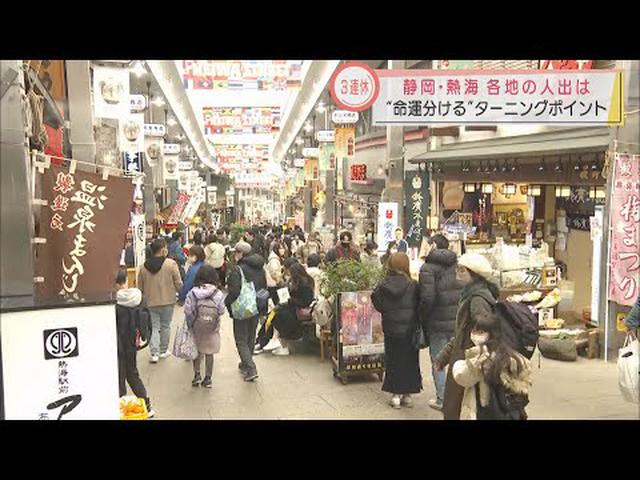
[404,169,429,247]
[182,194,202,223]
[163,154,179,181]
[143,136,163,169]
[122,152,143,176]
[371,69,623,126]
[293,158,306,168]
[180,60,302,91]
[377,202,399,253]
[203,106,281,135]
[331,110,359,124]
[319,142,335,171]
[34,167,134,301]
[163,143,181,155]
[179,161,194,171]
[226,196,234,208]
[1,304,120,420]
[609,153,640,307]
[316,130,335,142]
[330,62,380,112]
[295,169,305,188]
[350,164,368,182]
[334,127,355,191]
[304,158,319,182]
[92,66,129,120]
[336,291,385,376]
[302,147,320,158]
[167,191,190,225]
[208,191,217,205]
[129,94,147,112]
[119,113,145,154]
[143,124,166,137]
[131,213,146,268]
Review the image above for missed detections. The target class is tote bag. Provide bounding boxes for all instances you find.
[172,320,198,360]
[231,267,258,320]
[618,334,639,404]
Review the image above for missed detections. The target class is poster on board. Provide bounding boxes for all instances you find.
[376,202,399,253]
[1,304,120,420]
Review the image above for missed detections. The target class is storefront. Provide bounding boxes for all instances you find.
[413,127,611,328]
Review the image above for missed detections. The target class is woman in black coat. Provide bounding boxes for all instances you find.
[371,252,422,409]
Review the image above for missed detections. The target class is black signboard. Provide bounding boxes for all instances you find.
[404,170,429,247]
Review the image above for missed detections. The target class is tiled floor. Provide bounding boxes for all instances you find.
[134,307,639,420]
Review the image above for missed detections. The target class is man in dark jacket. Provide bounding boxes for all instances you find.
[225,241,266,382]
[325,231,360,264]
[168,231,187,280]
[418,234,463,411]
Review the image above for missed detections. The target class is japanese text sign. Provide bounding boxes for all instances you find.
[1,305,120,420]
[35,168,134,302]
[377,202,399,253]
[372,70,623,126]
[330,62,380,112]
[405,170,429,247]
[609,153,640,306]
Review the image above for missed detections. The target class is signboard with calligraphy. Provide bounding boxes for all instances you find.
[372,70,623,126]
[609,153,640,306]
[335,127,354,191]
[35,168,135,301]
[122,152,143,176]
[376,202,399,253]
[1,304,120,420]
[167,191,190,225]
[405,170,429,247]
[319,142,335,172]
[336,291,385,378]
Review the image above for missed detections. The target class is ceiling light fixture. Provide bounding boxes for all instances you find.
[555,159,564,173]
[481,183,494,194]
[167,116,177,127]
[501,160,508,173]
[131,61,147,78]
[151,96,165,107]
[538,159,546,172]
[463,183,476,193]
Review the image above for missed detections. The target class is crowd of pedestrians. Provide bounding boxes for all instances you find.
[117,222,543,420]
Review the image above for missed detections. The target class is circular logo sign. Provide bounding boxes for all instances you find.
[45,329,77,358]
[412,175,422,190]
[330,62,380,112]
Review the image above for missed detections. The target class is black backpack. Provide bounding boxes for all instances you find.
[493,301,539,360]
[476,383,529,420]
[131,306,152,351]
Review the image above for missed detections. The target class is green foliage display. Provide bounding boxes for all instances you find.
[229,223,249,246]
[320,259,385,299]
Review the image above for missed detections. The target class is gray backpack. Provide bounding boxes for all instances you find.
[195,295,221,330]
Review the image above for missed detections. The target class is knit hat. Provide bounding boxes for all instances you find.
[457,253,493,280]
[234,241,252,255]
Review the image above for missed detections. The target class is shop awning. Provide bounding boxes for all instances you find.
[409,127,611,164]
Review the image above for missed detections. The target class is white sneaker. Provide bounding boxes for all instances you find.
[401,395,414,408]
[254,345,264,354]
[390,395,401,409]
[428,398,443,411]
[147,409,156,419]
[271,346,290,356]
[150,355,159,363]
[263,338,281,352]
[159,351,171,359]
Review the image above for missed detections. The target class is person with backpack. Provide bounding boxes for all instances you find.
[225,241,266,382]
[137,238,184,363]
[418,234,463,411]
[371,252,422,409]
[184,265,226,389]
[433,252,499,420]
[452,313,532,420]
[115,268,155,418]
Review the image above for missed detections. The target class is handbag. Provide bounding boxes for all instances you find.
[618,333,639,404]
[172,320,198,360]
[411,321,429,350]
[231,267,259,320]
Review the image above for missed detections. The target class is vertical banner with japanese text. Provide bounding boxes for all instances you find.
[167,191,190,225]
[404,170,429,247]
[304,158,318,182]
[35,168,134,301]
[609,153,640,306]
[131,213,146,269]
[319,142,335,172]
[334,127,354,191]
[376,202,399,253]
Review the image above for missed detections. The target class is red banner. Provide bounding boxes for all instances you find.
[35,167,134,301]
[609,153,640,306]
[167,192,190,225]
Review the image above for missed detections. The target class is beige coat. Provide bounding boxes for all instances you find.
[452,346,531,420]
[137,258,183,307]
[265,252,284,288]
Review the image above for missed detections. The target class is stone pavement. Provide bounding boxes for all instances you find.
[135,307,639,420]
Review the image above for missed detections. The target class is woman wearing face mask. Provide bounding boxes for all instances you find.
[433,252,500,420]
[452,313,531,420]
[325,231,360,264]
[265,241,288,307]
[178,245,207,305]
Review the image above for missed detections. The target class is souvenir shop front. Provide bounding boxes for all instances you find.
[413,128,611,330]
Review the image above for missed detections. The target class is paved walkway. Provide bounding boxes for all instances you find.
[135,307,639,420]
